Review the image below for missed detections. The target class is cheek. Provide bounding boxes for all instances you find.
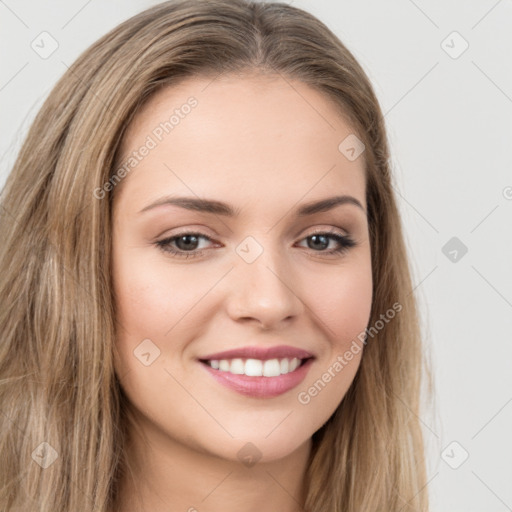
[113,252,204,335]
[307,259,373,345]
[112,247,221,381]
[292,262,372,434]
[111,256,194,416]
[114,267,168,341]
[112,249,175,374]
[295,261,372,418]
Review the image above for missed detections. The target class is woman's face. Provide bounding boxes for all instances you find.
[112,73,372,463]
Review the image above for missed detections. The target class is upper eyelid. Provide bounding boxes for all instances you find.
[163,226,348,240]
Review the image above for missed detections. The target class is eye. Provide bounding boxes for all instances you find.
[155,232,215,259]
[296,231,356,256]
[155,230,357,259]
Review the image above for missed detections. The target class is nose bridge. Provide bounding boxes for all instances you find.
[227,235,303,327]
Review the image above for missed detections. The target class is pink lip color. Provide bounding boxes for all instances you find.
[199,358,314,398]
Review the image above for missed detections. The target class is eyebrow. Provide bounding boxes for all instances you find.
[139,194,366,216]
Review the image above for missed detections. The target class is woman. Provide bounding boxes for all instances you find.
[0,1,432,510]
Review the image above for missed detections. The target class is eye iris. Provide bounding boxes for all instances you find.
[308,234,329,250]
[175,234,199,251]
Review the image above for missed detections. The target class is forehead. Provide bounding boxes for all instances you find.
[116,73,366,210]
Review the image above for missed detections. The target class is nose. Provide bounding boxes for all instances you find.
[225,245,304,330]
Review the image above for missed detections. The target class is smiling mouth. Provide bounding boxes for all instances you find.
[199,357,312,377]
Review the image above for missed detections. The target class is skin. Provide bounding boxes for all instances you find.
[111,72,373,512]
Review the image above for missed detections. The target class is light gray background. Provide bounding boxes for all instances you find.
[1,1,511,511]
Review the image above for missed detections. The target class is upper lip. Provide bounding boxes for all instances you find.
[199,345,315,361]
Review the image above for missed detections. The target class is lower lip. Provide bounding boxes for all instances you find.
[199,358,314,398]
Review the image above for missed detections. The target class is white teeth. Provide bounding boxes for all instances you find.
[205,357,306,377]
[230,358,245,374]
[289,357,300,372]
[263,359,280,377]
[245,358,263,376]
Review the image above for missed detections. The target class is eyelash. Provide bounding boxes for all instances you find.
[155,230,356,259]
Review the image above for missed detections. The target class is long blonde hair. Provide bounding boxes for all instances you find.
[0,1,432,510]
